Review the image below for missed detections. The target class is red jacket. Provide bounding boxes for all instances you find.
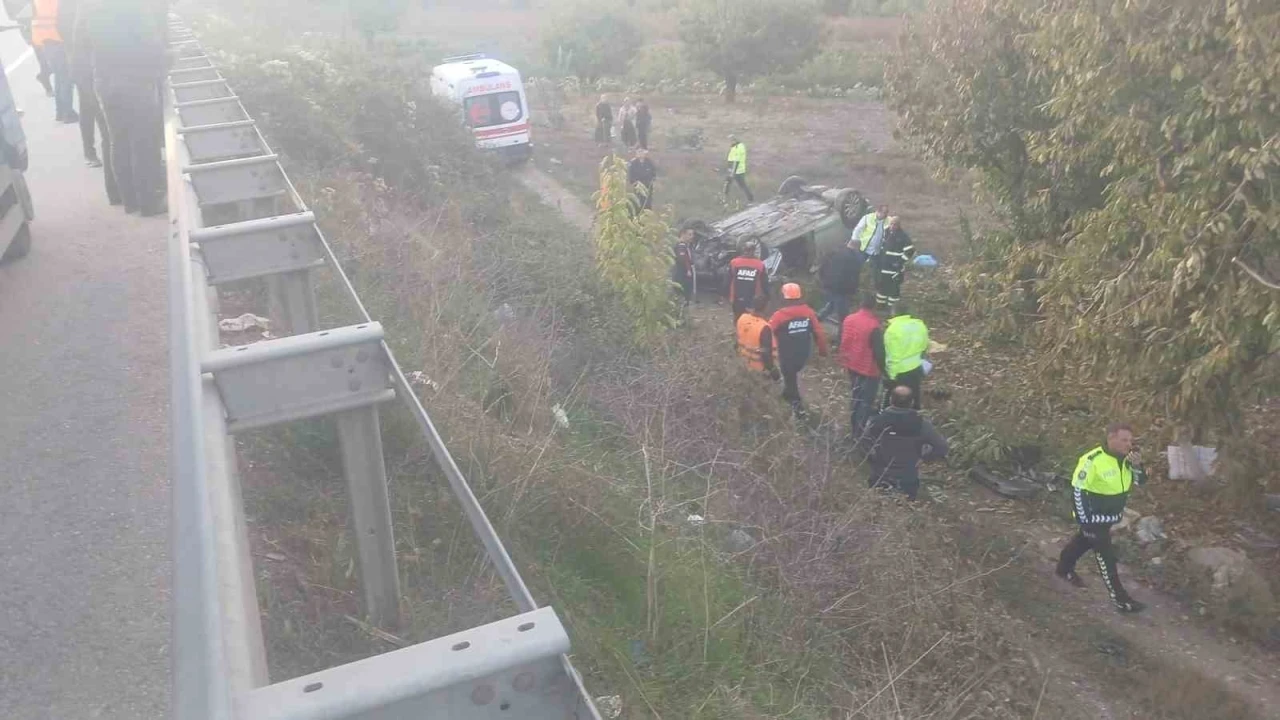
[768,303,828,368]
[728,257,767,305]
[839,309,885,378]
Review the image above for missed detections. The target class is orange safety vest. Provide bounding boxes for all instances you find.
[736,313,771,372]
[31,0,61,47]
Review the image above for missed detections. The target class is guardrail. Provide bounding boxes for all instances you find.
[165,16,600,720]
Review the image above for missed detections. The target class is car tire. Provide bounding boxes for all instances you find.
[778,175,807,198]
[1,222,32,263]
[834,189,866,229]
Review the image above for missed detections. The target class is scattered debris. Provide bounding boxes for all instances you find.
[343,614,407,648]
[1232,521,1280,551]
[927,340,948,354]
[551,403,570,430]
[218,312,270,333]
[594,695,623,719]
[686,514,706,527]
[912,254,939,268]
[1186,546,1274,607]
[1134,516,1166,545]
[1166,444,1218,480]
[262,552,287,562]
[1150,556,1164,567]
[726,528,755,553]
[494,303,516,323]
[406,371,440,392]
[548,157,563,165]
[1266,494,1280,513]
[969,466,1042,500]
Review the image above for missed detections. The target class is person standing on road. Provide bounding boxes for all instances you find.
[594,94,612,144]
[31,0,76,123]
[728,238,768,324]
[873,216,915,310]
[62,0,102,167]
[723,135,754,203]
[882,306,929,410]
[839,293,886,439]
[626,148,656,213]
[78,0,166,216]
[5,0,54,97]
[634,97,651,150]
[736,294,777,379]
[817,238,863,329]
[768,283,828,418]
[852,204,889,266]
[1056,424,1148,614]
[857,385,948,500]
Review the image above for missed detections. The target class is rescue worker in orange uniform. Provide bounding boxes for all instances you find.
[768,283,828,417]
[728,238,768,324]
[32,0,76,123]
[736,295,778,379]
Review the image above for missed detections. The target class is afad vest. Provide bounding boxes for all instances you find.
[736,313,770,371]
[839,310,881,377]
[884,315,928,378]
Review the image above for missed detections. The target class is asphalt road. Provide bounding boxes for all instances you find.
[0,23,170,720]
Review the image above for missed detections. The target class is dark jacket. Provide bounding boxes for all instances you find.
[635,101,651,128]
[77,0,167,89]
[819,245,863,295]
[857,407,948,482]
[627,157,656,188]
[595,102,612,123]
[874,228,916,275]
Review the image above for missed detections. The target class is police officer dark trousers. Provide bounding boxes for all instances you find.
[1056,423,1148,613]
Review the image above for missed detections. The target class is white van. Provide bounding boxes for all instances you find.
[429,54,532,161]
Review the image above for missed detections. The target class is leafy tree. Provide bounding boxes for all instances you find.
[679,0,823,102]
[889,0,1280,469]
[593,156,676,347]
[348,0,411,43]
[542,4,643,82]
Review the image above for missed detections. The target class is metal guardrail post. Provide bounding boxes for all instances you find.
[335,406,402,628]
[167,15,601,718]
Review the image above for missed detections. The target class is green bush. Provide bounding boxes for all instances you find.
[770,45,885,90]
[542,3,644,82]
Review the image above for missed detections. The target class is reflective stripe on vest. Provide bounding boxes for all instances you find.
[736,313,769,371]
[1072,447,1133,496]
[884,315,928,378]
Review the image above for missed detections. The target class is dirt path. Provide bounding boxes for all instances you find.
[515,164,594,233]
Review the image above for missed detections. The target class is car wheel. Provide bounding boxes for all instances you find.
[834,189,866,229]
[1,222,32,263]
[778,175,807,198]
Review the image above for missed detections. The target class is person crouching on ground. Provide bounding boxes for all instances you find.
[857,386,948,500]
[1055,423,1148,613]
[768,283,828,418]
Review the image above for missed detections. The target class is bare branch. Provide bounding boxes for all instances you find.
[1233,256,1280,291]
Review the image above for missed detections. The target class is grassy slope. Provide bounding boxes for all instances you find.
[186,2,1277,718]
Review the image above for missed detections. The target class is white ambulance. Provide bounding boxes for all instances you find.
[429,54,532,161]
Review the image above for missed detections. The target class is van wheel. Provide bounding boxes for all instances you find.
[1,223,32,263]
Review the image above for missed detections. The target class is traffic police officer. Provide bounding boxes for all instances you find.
[1056,423,1148,613]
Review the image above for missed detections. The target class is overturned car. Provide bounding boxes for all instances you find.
[680,177,868,290]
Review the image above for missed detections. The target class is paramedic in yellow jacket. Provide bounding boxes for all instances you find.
[1055,423,1148,613]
